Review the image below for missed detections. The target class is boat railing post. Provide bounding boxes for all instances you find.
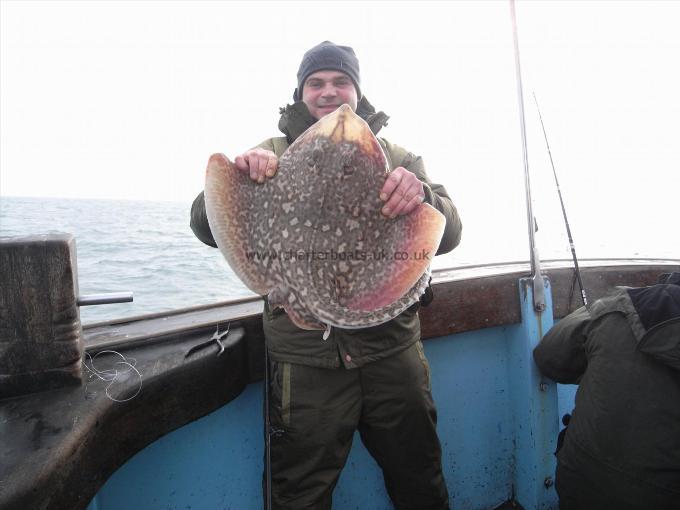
[0,233,134,399]
[507,277,559,509]
[0,233,84,398]
[509,0,546,313]
[508,6,560,504]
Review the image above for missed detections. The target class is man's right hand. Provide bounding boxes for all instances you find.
[234,148,278,183]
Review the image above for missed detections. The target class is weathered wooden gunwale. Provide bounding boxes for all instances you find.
[421,258,680,339]
[1,259,678,510]
[84,258,680,350]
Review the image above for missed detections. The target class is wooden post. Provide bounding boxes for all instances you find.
[0,233,83,398]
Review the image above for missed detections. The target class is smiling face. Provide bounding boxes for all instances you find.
[301,70,359,120]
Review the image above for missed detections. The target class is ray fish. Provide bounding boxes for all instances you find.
[204,104,445,332]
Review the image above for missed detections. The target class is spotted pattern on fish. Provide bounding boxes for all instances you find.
[204,105,445,330]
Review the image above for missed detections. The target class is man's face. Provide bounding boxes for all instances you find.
[302,70,358,120]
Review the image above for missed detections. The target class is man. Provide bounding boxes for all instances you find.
[191,41,462,509]
[533,272,680,510]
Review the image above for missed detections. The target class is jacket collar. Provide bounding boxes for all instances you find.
[277,96,390,144]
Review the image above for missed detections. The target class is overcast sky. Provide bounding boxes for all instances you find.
[2,0,679,264]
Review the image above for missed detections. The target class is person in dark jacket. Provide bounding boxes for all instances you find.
[190,41,462,509]
[533,272,680,510]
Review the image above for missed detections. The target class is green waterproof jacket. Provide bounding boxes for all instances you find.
[533,284,680,507]
[191,98,462,369]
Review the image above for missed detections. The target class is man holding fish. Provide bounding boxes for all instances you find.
[191,41,462,509]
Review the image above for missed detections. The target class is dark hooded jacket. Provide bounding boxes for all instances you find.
[190,98,462,368]
[533,275,680,509]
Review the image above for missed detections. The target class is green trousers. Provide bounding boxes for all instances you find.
[267,341,450,510]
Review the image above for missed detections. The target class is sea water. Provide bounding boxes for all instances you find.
[1,195,676,324]
[1,196,473,324]
[0,196,251,324]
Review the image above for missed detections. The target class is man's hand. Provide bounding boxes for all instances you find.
[379,166,425,218]
[234,148,278,183]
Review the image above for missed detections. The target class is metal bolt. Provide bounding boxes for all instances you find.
[539,382,548,392]
[544,476,554,488]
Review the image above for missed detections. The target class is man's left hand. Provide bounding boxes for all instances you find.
[379,166,425,218]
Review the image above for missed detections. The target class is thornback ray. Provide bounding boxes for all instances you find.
[204,104,445,331]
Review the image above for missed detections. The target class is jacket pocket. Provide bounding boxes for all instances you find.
[414,340,431,391]
[271,360,292,427]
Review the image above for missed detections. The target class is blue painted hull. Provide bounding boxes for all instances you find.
[88,280,576,509]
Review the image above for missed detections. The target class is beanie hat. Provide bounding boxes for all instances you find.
[293,41,362,101]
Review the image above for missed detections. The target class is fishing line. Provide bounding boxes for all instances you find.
[83,350,143,403]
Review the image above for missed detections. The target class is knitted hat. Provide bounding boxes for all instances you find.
[293,41,362,101]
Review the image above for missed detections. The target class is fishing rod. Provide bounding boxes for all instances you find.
[509,0,546,312]
[532,92,589,307]
[263,344,285,510]
[264,346,273,510]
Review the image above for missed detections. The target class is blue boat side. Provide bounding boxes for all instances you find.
[87,278,576,510]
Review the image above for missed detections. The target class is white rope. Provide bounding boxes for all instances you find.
[83,350,143,403]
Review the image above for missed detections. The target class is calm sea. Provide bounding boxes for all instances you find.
[1,196,477,325]
[0,196,252,324]
[2,196,676,325]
